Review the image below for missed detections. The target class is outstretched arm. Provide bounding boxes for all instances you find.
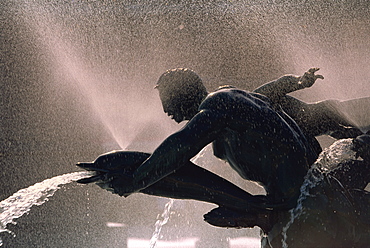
[254,68,324,100]
[77,150,268,211]
[77,149,276,232]
[132,109,227,192]
[141,161,268,211]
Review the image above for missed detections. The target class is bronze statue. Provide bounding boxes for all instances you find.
[77,68,369,247]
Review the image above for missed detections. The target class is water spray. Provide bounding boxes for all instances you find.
[0,171,95,246]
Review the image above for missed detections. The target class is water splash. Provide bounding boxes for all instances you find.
[281,139,357,248]
[0,171,94,246]
[148,147,208,248]
[280,165,324,248]
[149,199,175,248]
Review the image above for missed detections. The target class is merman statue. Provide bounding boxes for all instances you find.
[77,68,369,247]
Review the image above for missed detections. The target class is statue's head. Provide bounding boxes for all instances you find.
[156,68,208,123]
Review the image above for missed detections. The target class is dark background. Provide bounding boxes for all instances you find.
[1,0,369,247]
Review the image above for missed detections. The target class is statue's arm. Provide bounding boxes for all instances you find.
[132,109,227,192]
[254,68,324,99]
[254,75,302,98]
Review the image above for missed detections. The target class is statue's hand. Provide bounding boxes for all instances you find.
[298,67,324,88]
[99,172,142,197]
[76,151,151,197]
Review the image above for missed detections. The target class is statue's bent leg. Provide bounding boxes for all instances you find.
[312,99,364,139]
[277,95,364,138]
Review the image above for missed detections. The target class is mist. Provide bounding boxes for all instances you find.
[1,0,369,247]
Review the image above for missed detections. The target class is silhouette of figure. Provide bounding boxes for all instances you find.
[78,68,328,231]
[78,68,370,246]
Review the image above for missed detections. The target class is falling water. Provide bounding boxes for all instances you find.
[149,199,175,248]
[148,147,208,248]
[0,171,95,246]
[281,139,357,248]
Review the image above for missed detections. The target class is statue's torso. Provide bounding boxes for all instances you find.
[201,88,314,201]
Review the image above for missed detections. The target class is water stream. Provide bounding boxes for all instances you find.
[0,171,95,246]
[149,199,175,248]
[148,147,207,248]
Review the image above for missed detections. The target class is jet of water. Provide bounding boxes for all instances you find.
[0,171,94,246]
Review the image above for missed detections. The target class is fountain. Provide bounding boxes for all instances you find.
[1,0,369,247]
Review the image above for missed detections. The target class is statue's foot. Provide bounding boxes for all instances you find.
[203,207,274,233]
